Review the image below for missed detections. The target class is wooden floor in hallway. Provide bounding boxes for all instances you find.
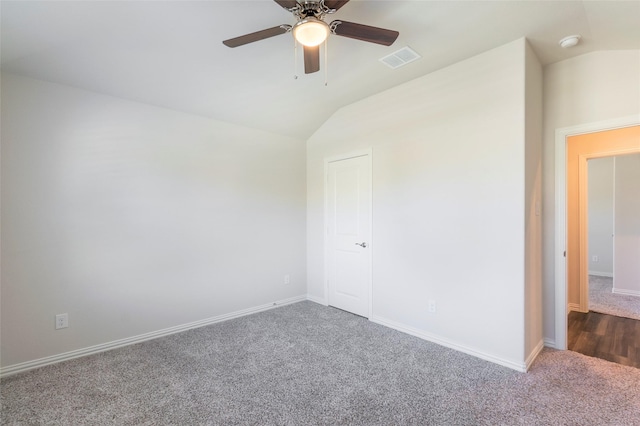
[568,310,640,369]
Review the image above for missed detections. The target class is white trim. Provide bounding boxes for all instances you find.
[324,149,372,164]
[323,148,373,319]
[525,340,545,372]
[554,114,640,351]
[367,150,373,320]
[370,315,529,372]
[612,157,617,290]
[0,295,306,378]
[588,271,613,278]
[612,288,640,297]
[554,125,568,349]
[306,294,328,305]
[543,338,557,349]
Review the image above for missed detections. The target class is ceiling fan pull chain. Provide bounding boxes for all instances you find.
[294,39,299,80]
[324,38,328,86]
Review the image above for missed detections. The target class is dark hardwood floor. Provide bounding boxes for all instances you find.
[568,310,640,368]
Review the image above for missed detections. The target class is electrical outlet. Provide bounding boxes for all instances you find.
[592,255,599,262]
[55,313,68,330]
[284,274,291,285]
[428,300,437,313]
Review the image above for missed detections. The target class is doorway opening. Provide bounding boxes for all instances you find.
[554,116,640,350]
[563,125,640,368]
[566,126,640,315]
[587,155,640,321]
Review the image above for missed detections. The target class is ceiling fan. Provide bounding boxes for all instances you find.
[222,0,399,75]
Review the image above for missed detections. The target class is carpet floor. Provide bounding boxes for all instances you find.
[589,275,640,321]
[2,301,640,425]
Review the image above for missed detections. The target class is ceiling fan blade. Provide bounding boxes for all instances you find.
[324,0,350,11]
[273,0,299,10]
[304,45,320,74]
[223,26,289,48]
[331,20,399,46]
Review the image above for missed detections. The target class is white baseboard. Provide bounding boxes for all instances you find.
[543,338,557,349]
[612,288,640,297]
[0,295,307,378]
[306,294,328,306]
[370,315,529,373]
[588,271,613,278]
[525,340,545,372]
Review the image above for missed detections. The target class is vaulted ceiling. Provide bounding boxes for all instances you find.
[2,1,639,140]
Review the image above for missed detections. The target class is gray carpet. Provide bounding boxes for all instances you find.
[2,301,640,425]
[589,275,640,320]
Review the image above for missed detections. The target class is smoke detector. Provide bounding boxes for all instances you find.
[559,35,581,48]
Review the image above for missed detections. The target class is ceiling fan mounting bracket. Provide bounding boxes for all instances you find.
[289,1,337,22]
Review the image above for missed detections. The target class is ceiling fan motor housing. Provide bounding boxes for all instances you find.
[294,1,331,19]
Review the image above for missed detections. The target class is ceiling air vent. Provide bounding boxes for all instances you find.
[379,46,421,69]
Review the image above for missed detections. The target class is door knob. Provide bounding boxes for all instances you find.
[355,242,367,248]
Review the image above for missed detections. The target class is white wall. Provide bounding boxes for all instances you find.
[307,39,540,370]
[1,74,307,368]
[542,50,640,343]
[613,153,640,295]
[588,157,614,276]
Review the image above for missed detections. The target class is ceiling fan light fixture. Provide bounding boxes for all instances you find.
[293,18,330,47]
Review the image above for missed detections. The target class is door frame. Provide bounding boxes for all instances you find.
[323,148,373,318]
[554,114,640,350]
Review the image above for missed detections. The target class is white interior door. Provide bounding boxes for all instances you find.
[326,153,371,318]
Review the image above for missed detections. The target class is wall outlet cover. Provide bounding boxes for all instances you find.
[55,313,69,330]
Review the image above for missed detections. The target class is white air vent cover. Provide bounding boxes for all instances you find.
[379,46,421,69]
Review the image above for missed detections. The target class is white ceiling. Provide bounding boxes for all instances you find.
[2,0,639,140]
